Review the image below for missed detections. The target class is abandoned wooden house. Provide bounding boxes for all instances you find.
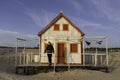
[38,12,85,64]
[15,12,109,74]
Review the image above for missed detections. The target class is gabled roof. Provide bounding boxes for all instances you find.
[38,12,85,36]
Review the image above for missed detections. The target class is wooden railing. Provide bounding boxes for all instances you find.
[15,52,109,73]
[83,53,109,67]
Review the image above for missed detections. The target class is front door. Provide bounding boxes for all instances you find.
[57,43,65,64]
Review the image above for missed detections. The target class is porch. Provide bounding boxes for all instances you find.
[15,36,109,74]
[15,52,109,75]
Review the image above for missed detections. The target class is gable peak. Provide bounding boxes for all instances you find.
[60,10,63,13]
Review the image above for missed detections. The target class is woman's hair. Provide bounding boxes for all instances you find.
[48,41,51,45]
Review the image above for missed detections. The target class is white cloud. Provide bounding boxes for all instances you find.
[68,0,120,25]
[69,16,113,30]
[80,19,113,30]
[26,12,42,27]
[14,0,31,11]
[14,0,57,27]
[0,29,38,47]
[67,0,113,30]
[0,29,18,34]
[25,10,56,27]
[91,0,120,23]
[68,0,83,12]
[0,29,18,47]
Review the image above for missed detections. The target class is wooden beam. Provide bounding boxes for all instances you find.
[85,36,107,39]
[16,38,26,41]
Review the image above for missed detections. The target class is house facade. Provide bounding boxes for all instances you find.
[38,12,85,64]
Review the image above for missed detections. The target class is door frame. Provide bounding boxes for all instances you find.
[57,42,66,64]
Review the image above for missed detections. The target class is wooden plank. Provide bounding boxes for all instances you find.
[15,65,109,74]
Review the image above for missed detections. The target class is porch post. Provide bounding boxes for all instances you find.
[95,41,98,66]
[106,37,109,67]
[67,37,70,70]
[53,37,56,73]
[15,37,18,67]
[83,36,85,66]
[39,36,41,65]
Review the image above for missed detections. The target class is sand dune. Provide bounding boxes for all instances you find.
[0,52,120,80]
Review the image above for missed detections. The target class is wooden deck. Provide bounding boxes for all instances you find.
[15,63,109,75]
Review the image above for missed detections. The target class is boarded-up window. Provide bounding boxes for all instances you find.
[54,24,59,31]
[63,24,68,31]
[70,44,78,53]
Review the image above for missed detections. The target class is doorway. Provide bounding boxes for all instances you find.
[57,43,65,64]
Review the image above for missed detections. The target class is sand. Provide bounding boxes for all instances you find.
[0,52,120,80]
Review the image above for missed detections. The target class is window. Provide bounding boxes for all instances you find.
[70,44,78,53]
[54,24,59,31]
[63,24,68,31]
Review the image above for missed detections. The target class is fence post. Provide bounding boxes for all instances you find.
[15,37,18,67]
[95,42,98,66]
[39,37,41,65]
[83,37,85,66]
[53,38,56,73]
[53,53,56,74]
[106,37,109,67]
[67,38,70,71]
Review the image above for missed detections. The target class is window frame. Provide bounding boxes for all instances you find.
[70,43,78,53]
[54,24,60,31]
[63,24,69,31]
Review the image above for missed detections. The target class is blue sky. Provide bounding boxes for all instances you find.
[0,0,120,47]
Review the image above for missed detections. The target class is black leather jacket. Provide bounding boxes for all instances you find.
[45,44,54,53]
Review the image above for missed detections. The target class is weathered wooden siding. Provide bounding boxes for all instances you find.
[40,17,83,64]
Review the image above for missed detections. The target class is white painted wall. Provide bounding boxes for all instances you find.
[40,17,83,64]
